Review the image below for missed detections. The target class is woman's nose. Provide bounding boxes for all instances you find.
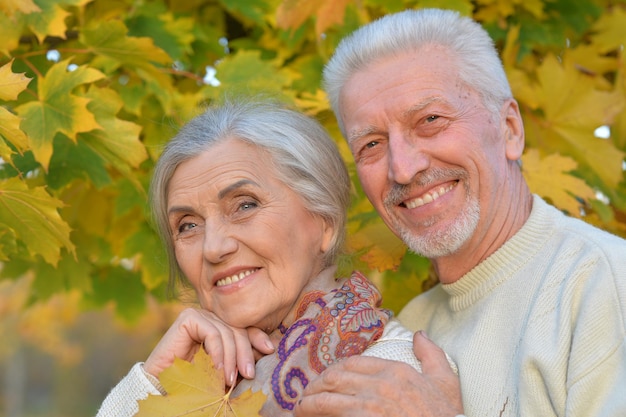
[202,222,238,264]
[387,134,430,185]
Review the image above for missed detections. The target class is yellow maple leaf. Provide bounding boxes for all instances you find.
[0,107,29,154]
[522,149,596,217]
[528,53,625,189]
[590,7,626,54]
[24,2,71,42]
[0,60,32,101]
[136,349,266,417]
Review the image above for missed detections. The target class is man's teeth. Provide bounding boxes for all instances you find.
[405,184,455,209]
[216,269,258,287]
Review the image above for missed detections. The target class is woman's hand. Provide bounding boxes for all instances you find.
[143,308,275,386]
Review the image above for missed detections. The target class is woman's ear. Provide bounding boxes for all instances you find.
[320,220,335,254]
[502,99,525,161]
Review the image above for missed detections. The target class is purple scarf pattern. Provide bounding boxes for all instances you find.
[266,271,392,413]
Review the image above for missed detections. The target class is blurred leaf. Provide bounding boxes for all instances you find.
[0,178,74,266]
[347,220,407,272]
[590,7,626,54]
[215,50,291,95]
[0,0,41,16]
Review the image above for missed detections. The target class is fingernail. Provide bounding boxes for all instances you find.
[419,330,430,340]
[246,363,255,379]
[229,371,236,385]
[265,340,275,351]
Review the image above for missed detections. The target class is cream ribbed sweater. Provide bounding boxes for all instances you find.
[399,195,626,417]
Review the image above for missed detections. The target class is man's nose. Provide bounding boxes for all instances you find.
[387,133,430,185]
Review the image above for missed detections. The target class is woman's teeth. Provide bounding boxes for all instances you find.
[405,183,455,209]
[215,268,258,287]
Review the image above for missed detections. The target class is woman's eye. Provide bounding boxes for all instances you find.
[178,222,197,233]
[239,201,258,211]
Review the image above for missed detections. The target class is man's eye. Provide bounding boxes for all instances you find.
[178,222,196,233]
[425,115,440,123]
[365,140,379,149]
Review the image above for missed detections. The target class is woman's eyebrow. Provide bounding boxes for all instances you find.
[217,179,259,199]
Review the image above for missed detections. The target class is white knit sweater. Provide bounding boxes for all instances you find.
[95,319,434,417]
[399,195,626,417]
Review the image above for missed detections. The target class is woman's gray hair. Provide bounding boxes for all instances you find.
[150,98,351,290]
[323,8,513,135]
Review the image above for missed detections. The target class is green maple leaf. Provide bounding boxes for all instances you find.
[15,59,105,170]
[21,0,70,42]
[79,86,147,188]
[137,349,266,417]
[213,50,290,97]
[80,19,171,69]
[0,177,74,266]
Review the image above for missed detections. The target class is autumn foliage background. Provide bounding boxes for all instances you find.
[0,0,625,415]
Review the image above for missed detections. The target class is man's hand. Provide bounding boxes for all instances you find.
[294,331,463,417]
[143,308,275,386]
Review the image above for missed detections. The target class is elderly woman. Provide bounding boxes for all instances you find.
[96,99,452,417]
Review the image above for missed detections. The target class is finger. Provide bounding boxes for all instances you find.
[302,357,394,396]
[413,331,456,375]
[247,327,275,355]
[294,391,363,417]
[196,315,239,385]
[232,329,256,380]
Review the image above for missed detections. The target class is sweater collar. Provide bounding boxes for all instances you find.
[441,195,558,311]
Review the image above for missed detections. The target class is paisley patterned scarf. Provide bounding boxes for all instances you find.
[234,271,392,416]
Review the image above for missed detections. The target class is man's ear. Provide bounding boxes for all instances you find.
[502,99,525,161]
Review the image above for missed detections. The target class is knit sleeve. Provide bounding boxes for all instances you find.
[361,319,458,374]
[95,363,164,417]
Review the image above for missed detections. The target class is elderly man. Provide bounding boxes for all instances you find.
[294,8,626,417]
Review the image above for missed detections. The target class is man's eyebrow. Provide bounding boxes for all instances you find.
[347,125,378,144]
[347,97,444,144]
[402,96,443,118]
[217,179,258,199]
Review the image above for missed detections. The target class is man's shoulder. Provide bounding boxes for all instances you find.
[534,195,626,254]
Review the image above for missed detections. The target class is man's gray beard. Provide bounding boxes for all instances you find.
[397,198,479,258]
[383,168,480,258]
